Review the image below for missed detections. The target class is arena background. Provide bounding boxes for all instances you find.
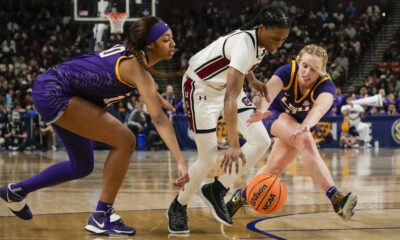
[1,1,400,240]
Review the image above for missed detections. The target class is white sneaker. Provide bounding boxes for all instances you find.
[364,143,372,148]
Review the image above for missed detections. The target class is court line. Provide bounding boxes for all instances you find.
[246,208,400,240]
[1,203,400,218]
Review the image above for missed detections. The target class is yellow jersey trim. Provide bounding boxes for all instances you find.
[115,54,136,88]
[283,60,296,90]
[310,76,330,103]
[294,69,324,103]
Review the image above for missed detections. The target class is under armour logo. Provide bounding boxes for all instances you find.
[199,96,207,100]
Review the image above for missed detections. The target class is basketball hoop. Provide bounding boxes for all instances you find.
[105,12,128,34]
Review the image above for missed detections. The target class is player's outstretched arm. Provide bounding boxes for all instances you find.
[247,75,283,125]
[290,92,333,141]
[120,58,189,189]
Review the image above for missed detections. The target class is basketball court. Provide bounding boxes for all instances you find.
[1,149,399,239]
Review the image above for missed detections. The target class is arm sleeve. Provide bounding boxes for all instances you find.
[224,33,256,74]
[272,64,292,87]
[313,79,337,99]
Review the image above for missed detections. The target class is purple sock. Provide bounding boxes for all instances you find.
[242,187,248,200]
[326,186,338,200]
[11,125,94,196]
[96,200,113,212]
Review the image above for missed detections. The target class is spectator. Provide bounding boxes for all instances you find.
[341,95,372,148]
[367,5,381,22]
[126,102,147,140]
[3,111,27,151]
[340,118,360,148]
[386,103,399,116]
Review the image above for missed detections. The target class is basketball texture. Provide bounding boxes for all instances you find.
[246,174,287,214]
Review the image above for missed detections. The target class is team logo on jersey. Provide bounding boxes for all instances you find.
[242,97,252,106]
[391,119,400,144]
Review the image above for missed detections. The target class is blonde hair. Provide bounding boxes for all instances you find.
[295,44,328,76]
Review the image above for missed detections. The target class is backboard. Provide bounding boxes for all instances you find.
[71,0,156,23]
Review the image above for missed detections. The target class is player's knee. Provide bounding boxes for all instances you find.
[247,128,271,149]
[115,128,136,154]
[73,160,94,178]
[296,134,315,153]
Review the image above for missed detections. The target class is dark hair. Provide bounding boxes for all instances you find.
[240,6,292,30]
[126,16,176,78]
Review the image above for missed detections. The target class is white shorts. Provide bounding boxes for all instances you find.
[182,73,255,133]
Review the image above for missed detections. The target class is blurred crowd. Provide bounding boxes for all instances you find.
[0,0,398,151]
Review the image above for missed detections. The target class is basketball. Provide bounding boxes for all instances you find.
[246,174,287,214]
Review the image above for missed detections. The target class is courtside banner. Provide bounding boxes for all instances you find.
[173,115,400,149]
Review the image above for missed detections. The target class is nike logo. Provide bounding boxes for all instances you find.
[92,216,105,228]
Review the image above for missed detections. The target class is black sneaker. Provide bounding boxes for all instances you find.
[226,188,247,218]
[198,177,232,226]
[331,192,358,221]
[0,184,32,220]
[166,196,190,234]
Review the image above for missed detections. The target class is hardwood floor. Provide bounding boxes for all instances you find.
[1,148,399,239]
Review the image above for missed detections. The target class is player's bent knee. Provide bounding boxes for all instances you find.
[296,134,315,153]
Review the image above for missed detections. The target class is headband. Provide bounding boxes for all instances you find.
[146,21,170,45]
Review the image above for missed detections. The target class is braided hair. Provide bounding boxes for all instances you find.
[126,16,176,78]
[240,6,292,30]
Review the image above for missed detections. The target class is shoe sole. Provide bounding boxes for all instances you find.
[165,210,190,234]
[342,193,358,221]
[84,224,135,236]
[198,183,232,226]
[84,225,108,235]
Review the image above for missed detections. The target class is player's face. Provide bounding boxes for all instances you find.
[152,29,175,60]
[298,53,323,88]
[258,26,289,52]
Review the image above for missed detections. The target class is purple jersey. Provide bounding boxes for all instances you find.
[33,44,138,123]
[54,44,136,106]
[269,61,336,123]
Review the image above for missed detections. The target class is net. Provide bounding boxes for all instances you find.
[105,12,128,34]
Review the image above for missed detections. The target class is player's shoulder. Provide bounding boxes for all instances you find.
[226,29,257,46]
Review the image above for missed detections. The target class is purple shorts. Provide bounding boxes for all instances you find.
[32,69,73,123]
[262,110,282,138]
[262,110,316,138]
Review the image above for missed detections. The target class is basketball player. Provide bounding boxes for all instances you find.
[341,95,372,148]
[167,6,291,233]
[0,16,189,236]
[225,45,358,222]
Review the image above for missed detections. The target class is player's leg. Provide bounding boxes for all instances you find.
[356,122,371,147]
[199,91,272,225]
[271,113,357,221]
[167,76,222,233]
[226,138,298,218]
[54,97,136,235]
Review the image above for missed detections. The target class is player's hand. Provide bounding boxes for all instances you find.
[289,125,310,141]
[171,163,189,191]
[220,147,246,174]
[159,96,176,112]
[247,109,270,125]
[249,80,270,103]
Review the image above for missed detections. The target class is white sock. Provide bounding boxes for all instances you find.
[177,132,218,205]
